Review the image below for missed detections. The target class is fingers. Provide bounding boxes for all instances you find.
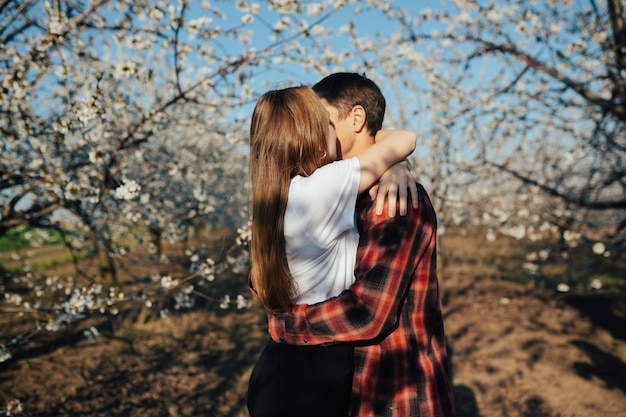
[369,183,379,201]
[408,180,418,209]
[373,170,419,217]
[375,184,399,217]
[398,184,408,216]
[374,184,385,215]
[386,184,398,217]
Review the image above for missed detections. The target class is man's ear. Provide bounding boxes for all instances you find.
[351,105,367,133]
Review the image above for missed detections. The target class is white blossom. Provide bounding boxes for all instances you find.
[83,326,100,343]
[5,399,22,415]
[236,222,252,245]
[557,283,570,293]
[202,258,216,281]
[592,242,606,255]
[160,275,179,289]
[75,100,100,123]
[48,12,66,35]
[114,179,141,201]
[220,294,231,309]
[522,262,539,275]
[150,8,165,21]
[274,17,291,32]
[65,181,83,201]
[127,35,152,50]
[114,60,137,78]
[187,17,213,33]
[236,294,249,309]
[307,3,324,17]
[563,230,582,247]
[89,149,105,164]
[0,345,11,363]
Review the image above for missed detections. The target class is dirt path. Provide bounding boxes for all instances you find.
[1,235,625,416]
[444,276,626,417]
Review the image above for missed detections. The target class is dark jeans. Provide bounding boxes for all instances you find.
[247,339,353,417]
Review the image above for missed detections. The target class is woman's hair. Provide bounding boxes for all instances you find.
[249,86,329,311]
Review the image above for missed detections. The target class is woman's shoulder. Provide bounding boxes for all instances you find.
[315,157,360,176]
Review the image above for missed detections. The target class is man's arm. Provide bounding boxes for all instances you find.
[267,184,436,345]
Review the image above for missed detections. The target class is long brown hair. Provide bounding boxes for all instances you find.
[249,86,329,311]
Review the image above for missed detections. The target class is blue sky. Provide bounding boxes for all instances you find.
[177,0,446,123]
[185,0,439,84]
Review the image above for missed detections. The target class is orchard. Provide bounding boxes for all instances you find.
[1,0,624,387]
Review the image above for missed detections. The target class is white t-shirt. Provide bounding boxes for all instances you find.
[284,157,361,304]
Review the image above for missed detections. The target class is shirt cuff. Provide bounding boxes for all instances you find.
[268,304,335,345]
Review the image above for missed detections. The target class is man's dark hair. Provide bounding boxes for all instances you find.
[312,72,386,135]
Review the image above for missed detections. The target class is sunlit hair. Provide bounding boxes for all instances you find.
[249,86,330,311]
[313,72,386,135]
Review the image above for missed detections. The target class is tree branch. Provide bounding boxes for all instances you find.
[486,159,626,210]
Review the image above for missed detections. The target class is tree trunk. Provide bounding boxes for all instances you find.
[97,240,117,284]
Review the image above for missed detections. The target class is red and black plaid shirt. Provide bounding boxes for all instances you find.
[267,184,455,417]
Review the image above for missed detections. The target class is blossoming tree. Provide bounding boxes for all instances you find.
[1,0,624,364]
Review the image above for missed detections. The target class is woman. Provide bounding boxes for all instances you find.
[247,86,416,417]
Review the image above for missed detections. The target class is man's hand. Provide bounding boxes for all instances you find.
[369,160,418,217]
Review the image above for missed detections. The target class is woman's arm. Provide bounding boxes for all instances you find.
[267,184,437,345]
[356,129,416,194]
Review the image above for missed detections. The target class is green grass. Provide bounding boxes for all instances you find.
[0,227,63,251]
[0,232,30,251]
[29,254,78,271]
[0,239,89,274]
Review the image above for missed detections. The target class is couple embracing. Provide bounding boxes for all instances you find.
[247,72,455,417]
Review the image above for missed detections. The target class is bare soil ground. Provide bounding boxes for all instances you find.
[1,235,625,417]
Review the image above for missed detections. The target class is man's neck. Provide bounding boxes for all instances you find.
[342,134,375,159]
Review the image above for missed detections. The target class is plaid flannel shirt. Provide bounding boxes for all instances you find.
[267,184,455,417]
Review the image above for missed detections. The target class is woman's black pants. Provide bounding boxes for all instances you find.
[247,339,353,417]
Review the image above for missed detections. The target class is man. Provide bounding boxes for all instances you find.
[267,73,456,417]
